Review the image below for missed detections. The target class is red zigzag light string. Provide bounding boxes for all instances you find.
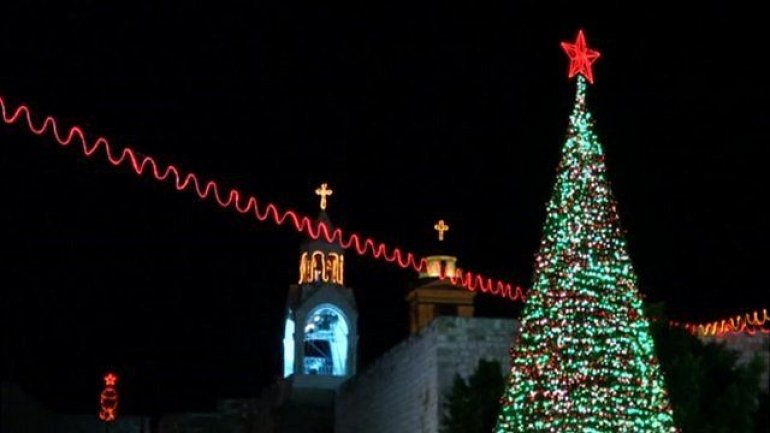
[671,309,770,338]
[3,94,767,337]
[0,93,526,302]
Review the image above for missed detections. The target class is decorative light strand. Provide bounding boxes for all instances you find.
[0,94,763,334]
[0,93,527,302]
[2,93,764,326]
[670,309,770,337]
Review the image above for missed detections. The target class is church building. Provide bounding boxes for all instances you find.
[147,184,770,433]
[158,184,519,433]
[273,185,519,433]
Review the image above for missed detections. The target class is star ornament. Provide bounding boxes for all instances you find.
[561,30,601,84]
[104,373,118,386]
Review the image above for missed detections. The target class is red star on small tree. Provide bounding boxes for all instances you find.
[561,30,601,84]
[104,373,118,386]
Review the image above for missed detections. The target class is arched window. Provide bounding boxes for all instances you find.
[327,253,340,284]
[303,304,349,376]
[298,253,309,284]
[283,312,295,378]
[312,252,324,282]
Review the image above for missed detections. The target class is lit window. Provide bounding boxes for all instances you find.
[303,305,349,376]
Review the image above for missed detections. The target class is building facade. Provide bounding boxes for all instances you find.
[336,316,518,433]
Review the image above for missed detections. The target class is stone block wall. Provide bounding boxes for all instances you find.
[335,316,519,433]
[700,332,770,391]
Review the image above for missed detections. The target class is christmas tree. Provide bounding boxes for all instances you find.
[496,31,677,432]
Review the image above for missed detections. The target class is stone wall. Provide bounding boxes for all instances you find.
[700,332,770,391]
[158,397,282,433]
[335,316,519,433]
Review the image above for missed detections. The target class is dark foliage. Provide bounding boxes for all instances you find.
[648,303,765,433]
[441,359,505,433]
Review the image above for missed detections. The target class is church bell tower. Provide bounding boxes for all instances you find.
[282,184,358,390]
[406,219,476,334]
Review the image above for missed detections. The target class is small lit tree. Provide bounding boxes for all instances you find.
[99,372,119,422]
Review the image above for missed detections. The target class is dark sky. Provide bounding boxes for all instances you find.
[2,1,767,417]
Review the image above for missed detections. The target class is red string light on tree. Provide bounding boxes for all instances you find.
[98,372,119,422]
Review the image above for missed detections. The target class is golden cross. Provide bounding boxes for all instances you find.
[434,219,449,241]
[315,183,333,210]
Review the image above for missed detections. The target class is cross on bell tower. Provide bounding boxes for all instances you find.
[315,183,333,211]
[407,220,475,334]
[434,219,449,241]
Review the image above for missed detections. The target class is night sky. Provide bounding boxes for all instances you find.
[2,2,766,417]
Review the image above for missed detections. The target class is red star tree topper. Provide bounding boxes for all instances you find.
[561,29,600,84]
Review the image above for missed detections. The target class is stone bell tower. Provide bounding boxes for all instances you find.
[406,219,475,334]
[282,184,358,390]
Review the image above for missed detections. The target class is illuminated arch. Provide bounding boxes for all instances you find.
[303,304,350,376]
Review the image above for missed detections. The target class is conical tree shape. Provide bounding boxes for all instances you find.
[496,76,677,432]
